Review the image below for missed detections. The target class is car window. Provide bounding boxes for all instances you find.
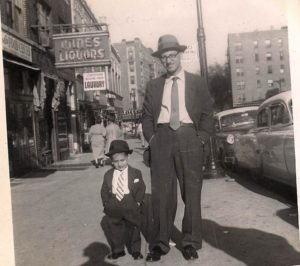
[257,108,268,127]
[270,103,290,125]
[214,118,220,132]
[220,110,257,129]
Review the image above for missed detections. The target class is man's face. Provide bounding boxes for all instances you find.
[160,50,182,75]
[111,152,128,171]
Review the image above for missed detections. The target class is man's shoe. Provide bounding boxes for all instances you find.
[182,245,198,260]
[132,251,143,260]
[145,246,165,262]
[107,250,125,260]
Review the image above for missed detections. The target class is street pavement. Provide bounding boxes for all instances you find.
[10,137,300,266]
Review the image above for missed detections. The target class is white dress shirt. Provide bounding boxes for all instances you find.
[112,167,130,195]
[157,68,193,124]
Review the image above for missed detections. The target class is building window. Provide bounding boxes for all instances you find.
[279,51,284,60]
[236,93,246,103]
[236,81,245,90]
[267,65,273,74]
[255,53,259,62]
[236,68,244,77]
[255,67,260,75]
[235,55,244,64]
[267,80,273,87]
[265,39,271,48]
[278,39,283,47]
[280,64,285,74]
[234,42,243,51]
[130,76,135,84]
[257,80,261,88]
[266,52,272,61]
[253,40,258,48]
[37,1,51,27]
[129,63,134,72]
[281,78,286,87]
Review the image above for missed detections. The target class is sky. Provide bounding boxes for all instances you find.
[86,0,287,72]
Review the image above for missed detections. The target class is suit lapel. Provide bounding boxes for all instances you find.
[154,76,166,121]
[127,166,134,190]
[185,72,196,116]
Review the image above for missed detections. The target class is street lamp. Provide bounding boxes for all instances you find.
[195,0,224,178]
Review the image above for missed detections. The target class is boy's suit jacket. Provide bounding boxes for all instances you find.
[142,71,214,144]
[101,165,146,210]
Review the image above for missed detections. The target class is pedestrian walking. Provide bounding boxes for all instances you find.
[137,121,147,148]
[88,117,106,168]
[142,34,214,262]
[100,140,146,260]
[105,116,123,155]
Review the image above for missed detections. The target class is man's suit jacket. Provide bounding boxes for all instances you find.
[101,165,146,208]
[142,71,214,143]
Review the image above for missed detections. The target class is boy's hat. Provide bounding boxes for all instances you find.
[105,140,133,157]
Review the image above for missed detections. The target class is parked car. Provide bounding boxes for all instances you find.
[234,91,295,187]
[214,106,259,169]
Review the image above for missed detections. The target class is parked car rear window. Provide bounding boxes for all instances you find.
[220,111,257,129]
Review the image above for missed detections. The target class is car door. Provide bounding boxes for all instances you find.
[260,101,293,185]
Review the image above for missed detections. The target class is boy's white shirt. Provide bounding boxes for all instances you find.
[112,167,130,195]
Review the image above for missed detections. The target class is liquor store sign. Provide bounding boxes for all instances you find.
[83,72,106,91]
[2,31,32,62]
[53,31,110,68]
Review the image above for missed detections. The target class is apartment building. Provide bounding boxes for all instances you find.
[113,38,164,113]
[228,27,290,107]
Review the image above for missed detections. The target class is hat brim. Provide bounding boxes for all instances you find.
[152,45,187,58]
[105,149,133,157]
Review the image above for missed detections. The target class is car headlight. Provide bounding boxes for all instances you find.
[226,134,235,144]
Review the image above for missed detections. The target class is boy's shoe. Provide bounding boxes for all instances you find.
[107,250,125,260]
[132,252,143,260]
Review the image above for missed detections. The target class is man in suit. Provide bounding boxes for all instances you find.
[142,34,214,261]
[101,140,146,260]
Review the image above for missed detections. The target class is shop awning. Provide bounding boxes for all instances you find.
[3,58,40,71]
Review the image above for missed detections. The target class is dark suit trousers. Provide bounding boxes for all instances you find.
[102,194,141,254]
[149,124,203,253]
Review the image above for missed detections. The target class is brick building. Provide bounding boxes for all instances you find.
[1,0,75,176]
[228,27,291,107]
[113,38,164,113]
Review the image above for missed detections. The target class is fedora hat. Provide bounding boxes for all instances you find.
[152,34,187,58]
[105,140,133,157]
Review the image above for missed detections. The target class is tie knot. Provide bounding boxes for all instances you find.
[172,76,178,81]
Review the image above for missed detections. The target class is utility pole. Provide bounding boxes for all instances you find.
[196,0,224,178]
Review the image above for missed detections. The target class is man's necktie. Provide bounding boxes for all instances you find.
[170,77,180,130]
[116,171,125,201]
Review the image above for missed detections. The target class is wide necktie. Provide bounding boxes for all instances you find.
[116,171,125,201]
[170,77,180,130]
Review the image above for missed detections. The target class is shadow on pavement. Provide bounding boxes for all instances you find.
[80,242,117,266]
[276,207,299,228]
[202,219,300,266]
[226,170,297,206]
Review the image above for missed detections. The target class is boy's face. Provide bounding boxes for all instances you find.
[111,152,128,171]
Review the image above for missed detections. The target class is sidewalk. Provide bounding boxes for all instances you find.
[11,138,300,266]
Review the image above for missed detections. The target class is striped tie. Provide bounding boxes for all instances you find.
[116,171,125,201]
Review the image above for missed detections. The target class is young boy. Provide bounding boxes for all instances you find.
[100,139,146,260]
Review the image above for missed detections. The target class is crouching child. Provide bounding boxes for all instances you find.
[100,140,146,260]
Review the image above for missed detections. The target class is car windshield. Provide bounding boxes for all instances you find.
[220,111,257,129]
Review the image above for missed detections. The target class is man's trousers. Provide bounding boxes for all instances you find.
[149,124,204,253]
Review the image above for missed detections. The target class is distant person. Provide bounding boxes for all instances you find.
[105,116,123,155]
[101,140,146,260]
[88,117,106,168]
[137,122,147,148]
[142,34,214,262]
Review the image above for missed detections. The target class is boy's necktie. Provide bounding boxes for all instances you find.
[170,77,180,130]
[116,171,125,201]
